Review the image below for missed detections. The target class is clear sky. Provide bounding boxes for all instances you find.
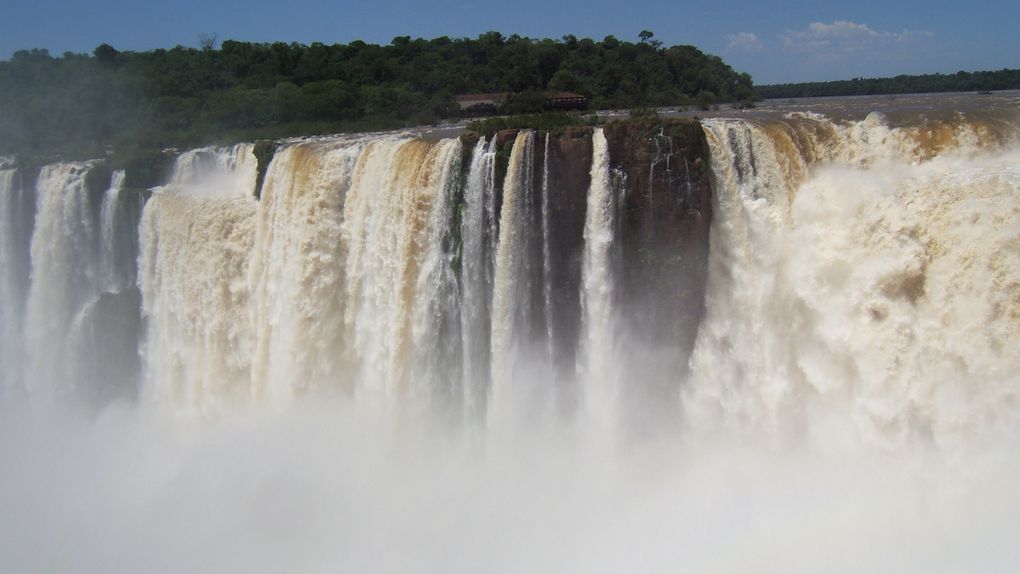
[1,0,1016,84]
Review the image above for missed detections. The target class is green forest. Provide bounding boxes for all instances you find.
[0,32,754,162]
[757,68,1020,99]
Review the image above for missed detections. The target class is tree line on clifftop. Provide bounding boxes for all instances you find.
[757,68,1020,99]
[0,32,754,163]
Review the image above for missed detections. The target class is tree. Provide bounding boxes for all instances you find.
[199,33,217,51]
[639,30,662,49]
[94,44,119,65]
[11,48,51,62]
[1,33,763,159]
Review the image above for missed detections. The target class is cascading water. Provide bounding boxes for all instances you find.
[540,133,555,361]
[6,161,145,406]
[3,94,1020,573]
[5,108,1014,435]
[580,128,618,423]
[0,167,33,400]
[461,136,496,419]
[98,170,127,292]
[341,136,463,408]
[249,141,362,404]
[139,145,260,411]
[139,136,464,413]
[1,106,1017,435]
[490,130,537,423]
[96,170,145,296]
[72,167,146,405]
[688,112,1020,449]
[169,143,259,191]
[24,163,101,399]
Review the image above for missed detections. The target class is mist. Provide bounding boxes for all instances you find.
[2,399,1019,573]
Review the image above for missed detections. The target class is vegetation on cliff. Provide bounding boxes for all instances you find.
[465,112,598,137]
[0,32,754,163]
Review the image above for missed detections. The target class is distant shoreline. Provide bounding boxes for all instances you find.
[756,68,1020,99]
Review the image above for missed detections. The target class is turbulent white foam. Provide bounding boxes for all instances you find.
[249,141,361,404]
[141,138,464,413]
[169,143,258,197]
[340,137,462,409]
[409,139,463,403]
[689,116,1020,450]
[140,146,259,411]
[139,192,258,411]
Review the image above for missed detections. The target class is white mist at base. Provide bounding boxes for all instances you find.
[2,403,1019,574]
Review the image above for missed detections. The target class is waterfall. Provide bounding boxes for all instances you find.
[580,128,617,423]
[138,136,463,412]
[541,133,555,360]
[490,130,535,422]
[0,168,33,400]
[461,136,496,419]
[1,160,148,406]
[97,170,142,294]
[169,143,258,193]
[1,101,1017,443]
[98,170,125,292]
[139,147,260,411]
[687,114,1020,448]
[340,137,463,408]
[411,139,463,406]
[249,141,362,403]
[24,163,100,399]
[484,137,499,270]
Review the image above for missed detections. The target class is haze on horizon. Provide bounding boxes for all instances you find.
[1,0,1015,84]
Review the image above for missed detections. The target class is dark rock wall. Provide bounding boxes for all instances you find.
[603,120,711,368]
[465,120,712,414]
[603,120,712,428]
[543,128,593,379]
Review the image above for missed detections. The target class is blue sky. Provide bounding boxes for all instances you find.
[1,0,1015,83]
